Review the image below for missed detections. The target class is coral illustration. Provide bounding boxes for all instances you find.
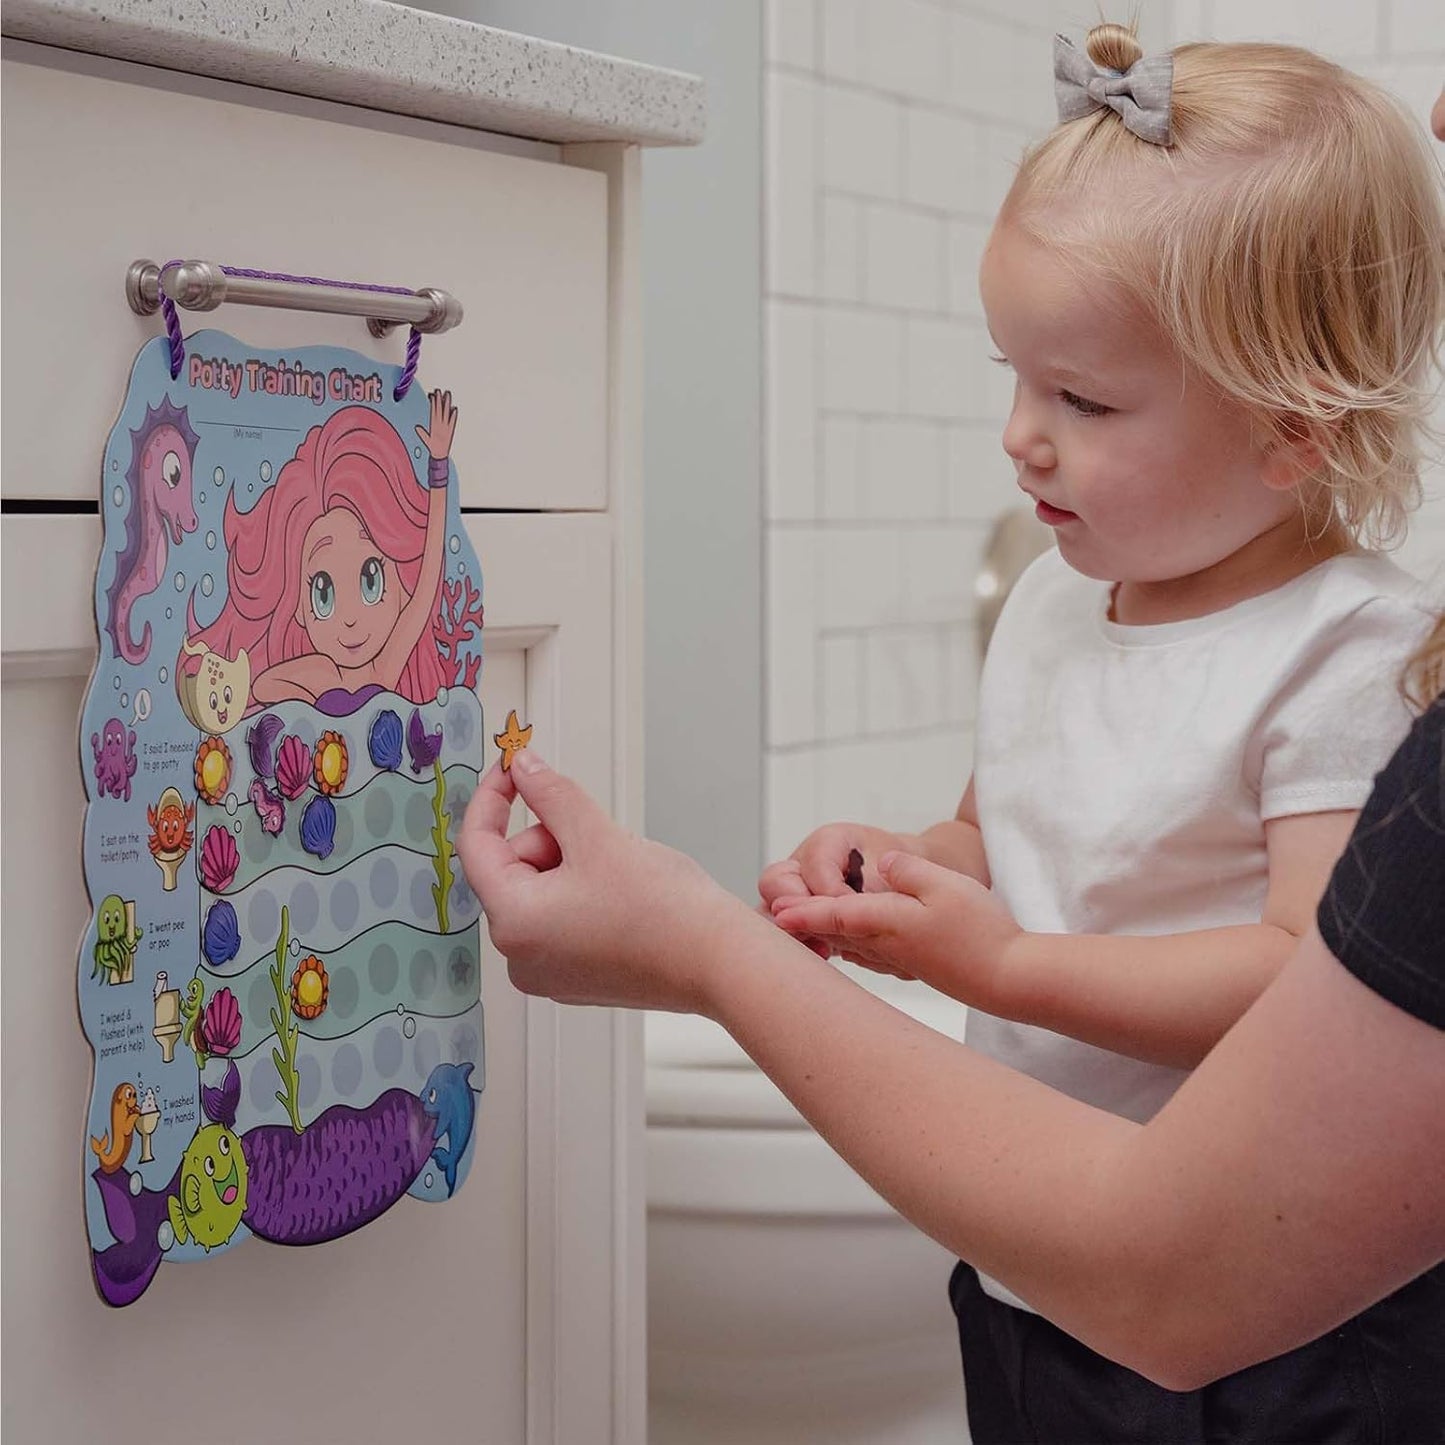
[438,575,484,689]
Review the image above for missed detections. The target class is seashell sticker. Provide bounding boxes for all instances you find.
[77,331,488,1306]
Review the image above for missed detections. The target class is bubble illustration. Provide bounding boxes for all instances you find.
[201,575,214,597]
[403,1015,417,1040]
[111,458,119,472]
[206,531,217,550]
[166,607,173,620]
[424,1172,434,1190]
[436,688,449,708]
[174,572,185,592]
[112,486,124,507]
[259,460,272,481]
[225,793,238,816]
[112,676,120,691]
[214,466,225,486]
[120,693,129,710]
[448,535,460,553]
[159,667,169,684]
[157,1221,175,1252]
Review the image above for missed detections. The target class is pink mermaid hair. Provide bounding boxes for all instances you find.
[180,406,446,707]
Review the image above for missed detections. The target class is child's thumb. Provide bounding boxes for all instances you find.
[877,850,936,899]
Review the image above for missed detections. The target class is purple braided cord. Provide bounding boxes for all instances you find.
[155,261,425,398]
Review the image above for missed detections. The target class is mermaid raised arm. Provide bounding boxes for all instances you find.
[371,388,453,692]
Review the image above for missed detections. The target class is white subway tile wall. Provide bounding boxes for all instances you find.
[764,0,1445,865]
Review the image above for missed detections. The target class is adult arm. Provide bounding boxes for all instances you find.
[462,752,1445,1391]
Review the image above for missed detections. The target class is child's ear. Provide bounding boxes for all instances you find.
[1261,416,1326,493]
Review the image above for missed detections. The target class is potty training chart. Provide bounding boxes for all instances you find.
[79,328,486,1307]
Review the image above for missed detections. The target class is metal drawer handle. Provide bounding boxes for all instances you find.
[126,260,463,334]
[126,259,463,398]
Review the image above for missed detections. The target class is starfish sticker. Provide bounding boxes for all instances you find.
[493,709,534,772]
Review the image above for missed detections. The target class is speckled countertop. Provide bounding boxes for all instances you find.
[2,0,706,146]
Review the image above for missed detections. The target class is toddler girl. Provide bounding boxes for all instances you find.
[765,24,1444,1442]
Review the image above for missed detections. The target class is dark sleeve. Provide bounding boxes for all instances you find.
[1316,696,1445,1030]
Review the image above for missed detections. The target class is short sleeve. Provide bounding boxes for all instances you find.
[1317,698,1445,1030]
[1257,597,1430,822]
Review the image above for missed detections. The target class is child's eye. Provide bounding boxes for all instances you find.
[989,353,1011,367]
[1060,389,1111,417]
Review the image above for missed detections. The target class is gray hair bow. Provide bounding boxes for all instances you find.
[1053,34,1172,146]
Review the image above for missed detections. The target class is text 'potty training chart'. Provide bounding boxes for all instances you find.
[79,326,487,1306]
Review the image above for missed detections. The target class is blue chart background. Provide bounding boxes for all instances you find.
[79,330,486,1265]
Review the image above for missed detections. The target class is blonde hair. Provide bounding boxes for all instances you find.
[1006,24,1445,547]
[1405,613,1445,708]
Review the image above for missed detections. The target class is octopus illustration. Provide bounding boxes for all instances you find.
[91,718,138,802]
[89,1083,140,1174]
[104,397,200,665]
[147,786,195,891]
[92,895,140,985]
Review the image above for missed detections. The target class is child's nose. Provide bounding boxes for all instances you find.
[1001,392,1056,472]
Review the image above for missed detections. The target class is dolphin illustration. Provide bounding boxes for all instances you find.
[420,1061,476,1198]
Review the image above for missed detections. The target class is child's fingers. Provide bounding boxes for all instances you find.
[759,858,811,909]
[797,853,859,898]
[772,892,901,939]
[877,850,953,901]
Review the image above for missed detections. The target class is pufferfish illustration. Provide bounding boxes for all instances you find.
[167,1114,248,1252]
[90,1083,141,1174]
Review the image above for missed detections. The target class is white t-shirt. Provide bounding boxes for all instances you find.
[966,546,1431,1312]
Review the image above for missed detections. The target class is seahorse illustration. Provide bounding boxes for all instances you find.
[104,398,200,665]
[90,1082,141,1174]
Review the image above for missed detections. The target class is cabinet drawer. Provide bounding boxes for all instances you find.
[1,47,609,510]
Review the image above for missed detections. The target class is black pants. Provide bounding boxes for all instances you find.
[950,1261,1445,1444]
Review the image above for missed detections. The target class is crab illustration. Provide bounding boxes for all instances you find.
[147,786,196,891]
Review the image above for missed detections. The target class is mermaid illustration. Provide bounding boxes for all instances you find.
[178,391,456,716]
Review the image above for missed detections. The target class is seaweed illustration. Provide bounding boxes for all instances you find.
[268,906,304,1134]
[430,760,455,934]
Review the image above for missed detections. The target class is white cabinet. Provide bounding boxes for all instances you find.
[1,36,647,1445]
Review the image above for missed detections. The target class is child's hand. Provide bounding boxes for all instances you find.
[415,388,457,461]
[458,751,762,1017]
[759,823,920,960]
[770,852,1023,1011]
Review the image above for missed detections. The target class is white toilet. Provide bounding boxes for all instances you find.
[646,984,971,1445]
